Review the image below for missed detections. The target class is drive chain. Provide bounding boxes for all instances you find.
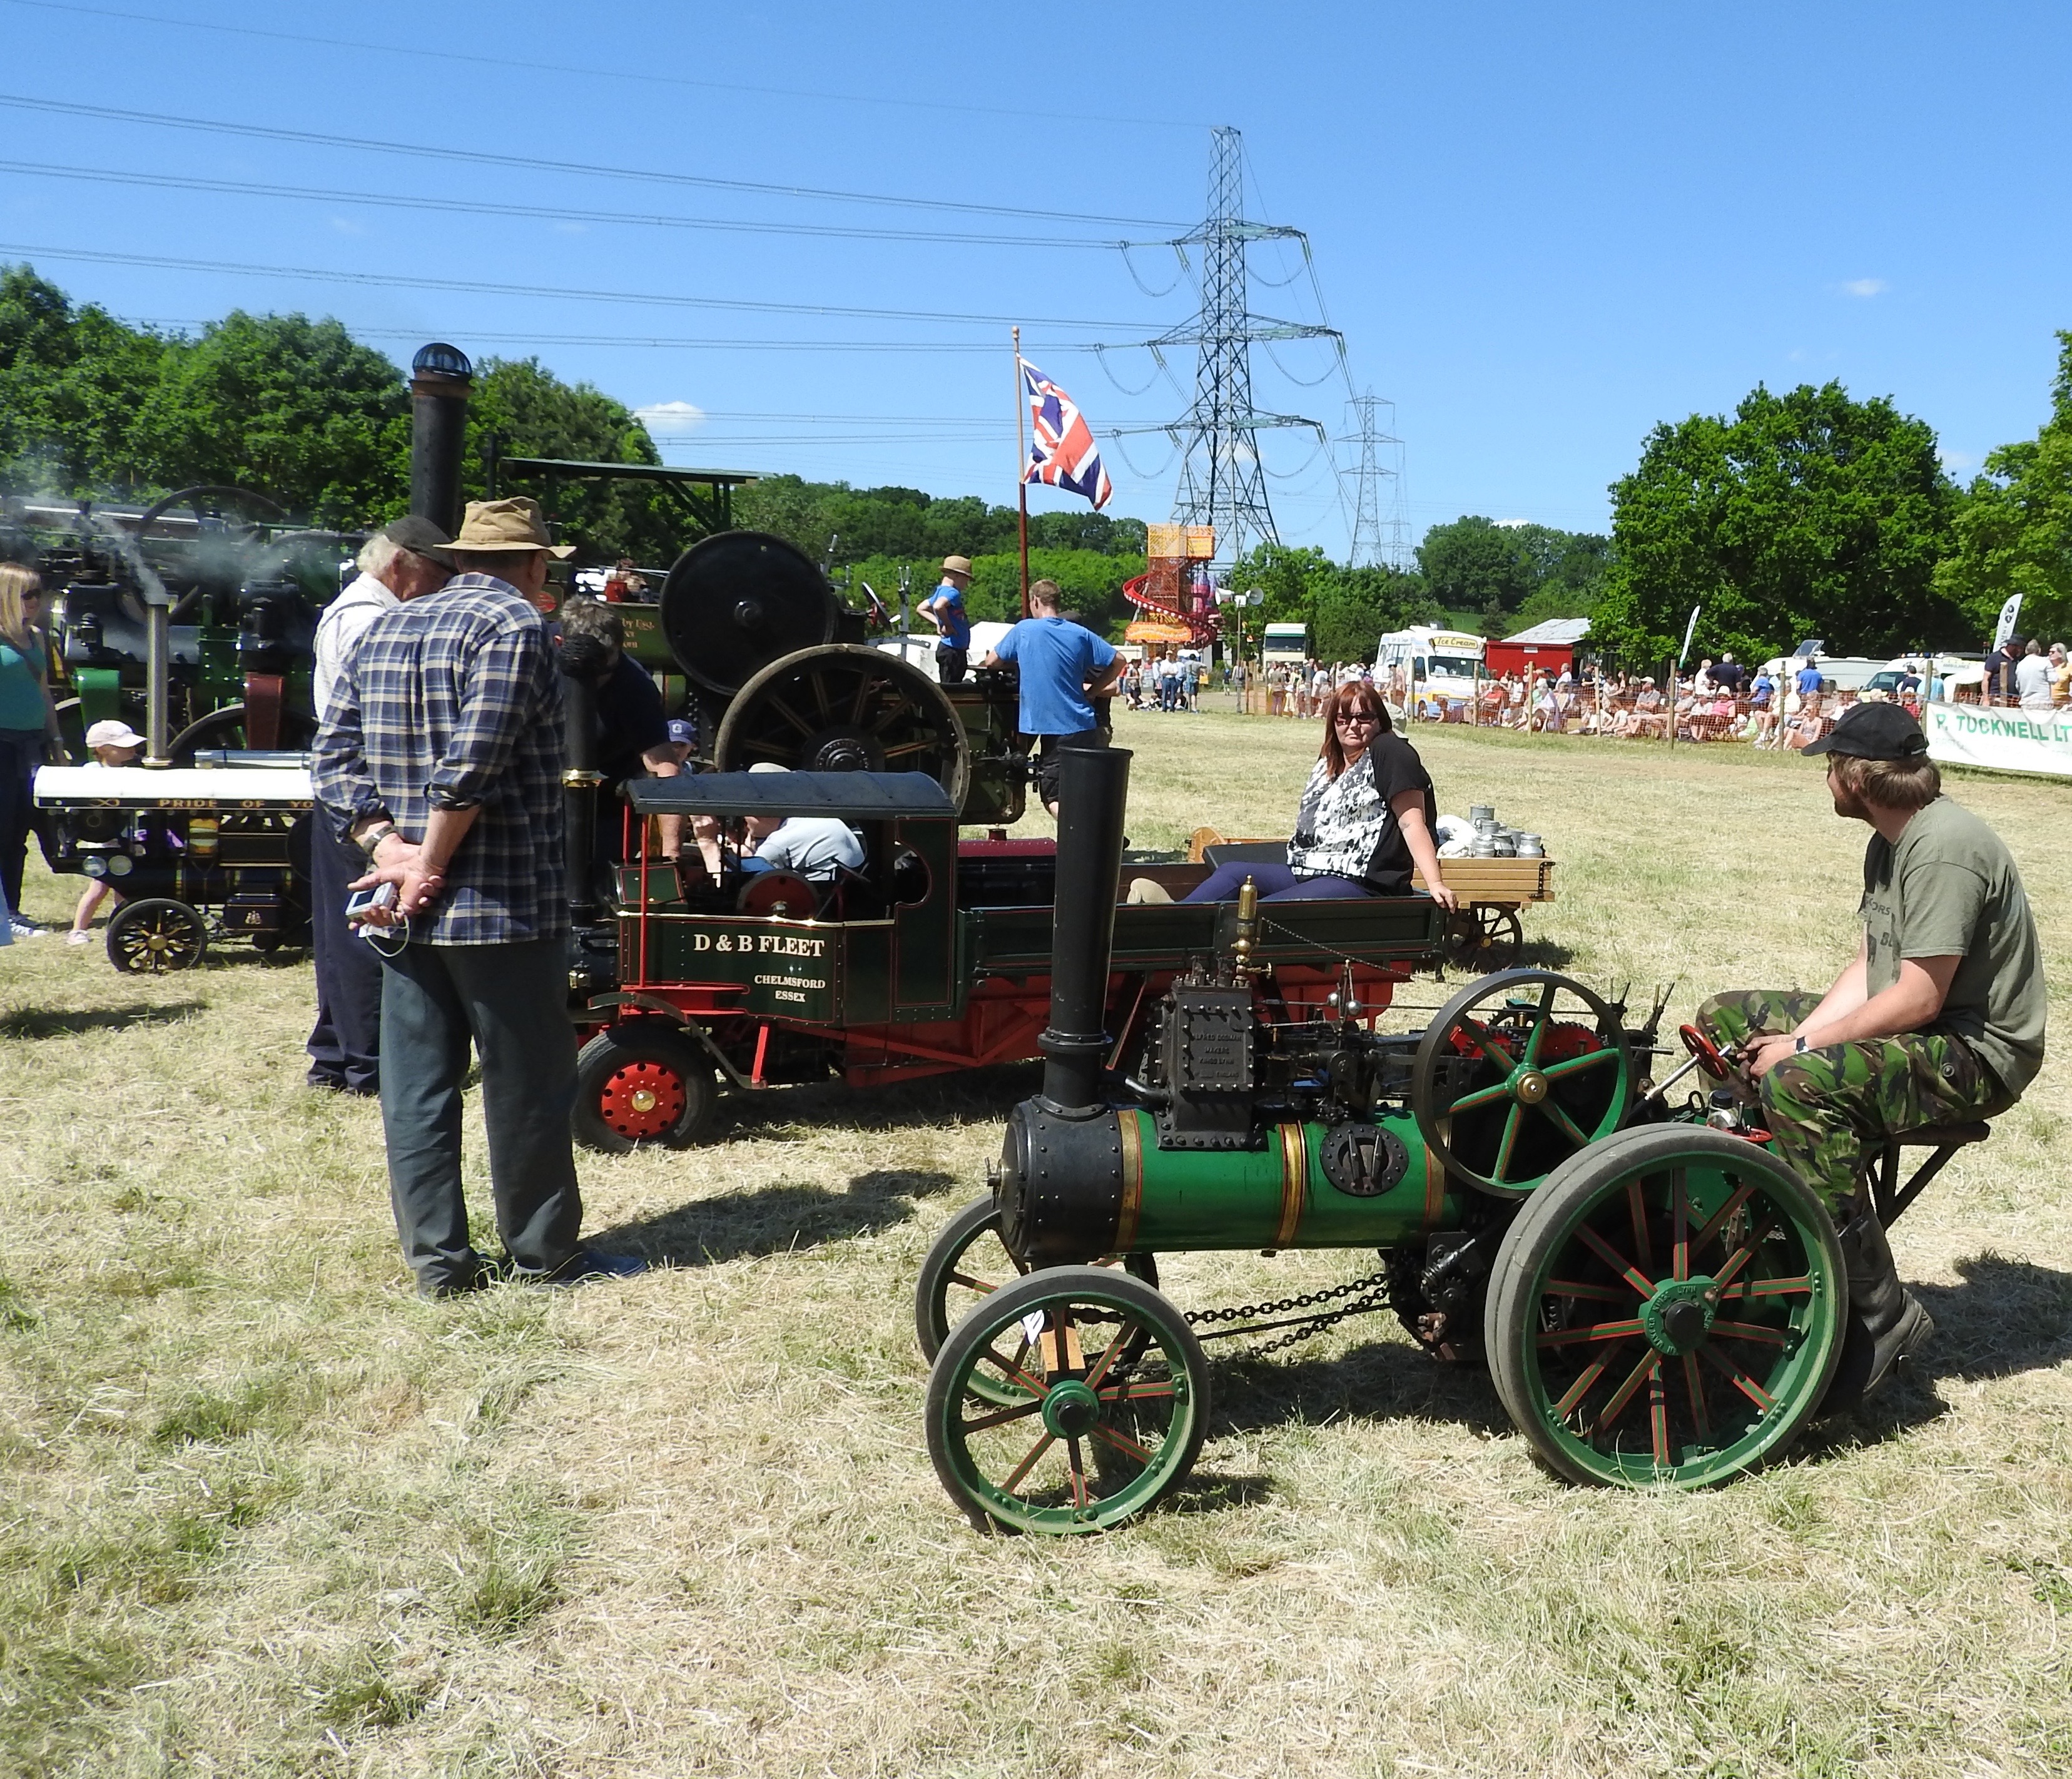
[1184,1267,1394,1356]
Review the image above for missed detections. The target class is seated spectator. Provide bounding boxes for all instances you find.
[2050,643,2071,707]
[738,763,864,883]
[65,719,146,945]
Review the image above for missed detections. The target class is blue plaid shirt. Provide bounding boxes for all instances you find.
[313,573,567,945]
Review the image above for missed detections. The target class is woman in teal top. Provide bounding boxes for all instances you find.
[0,563,64,928]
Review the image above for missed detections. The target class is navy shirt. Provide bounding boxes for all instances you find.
[994,615,1118,735]
[591,651,670,792]
[924,582,970,650]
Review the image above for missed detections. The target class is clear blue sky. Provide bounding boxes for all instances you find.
[2,0,2067,556]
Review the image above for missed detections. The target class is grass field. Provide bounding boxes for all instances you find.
[3,710,2068,1778]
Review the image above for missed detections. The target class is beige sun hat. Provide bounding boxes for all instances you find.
[448,497,576,559]
[940,555,973,577]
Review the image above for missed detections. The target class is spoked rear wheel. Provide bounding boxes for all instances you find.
[926,1266,1208,1534]
[1484,1126,1846,1488]
[105,898,209,973]
[913,1197,1159,1404]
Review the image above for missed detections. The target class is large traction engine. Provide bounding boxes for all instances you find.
[915,746,1858,1531]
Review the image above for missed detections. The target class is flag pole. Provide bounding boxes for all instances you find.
[1013,326,1030,617]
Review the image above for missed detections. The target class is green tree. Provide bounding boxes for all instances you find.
[1592,382,1963,668]
[1229,542,1439,659]
[137,312,409,524]
[1414,516,1536,619]
[1934,332,2072,642]
[464,357,680,564]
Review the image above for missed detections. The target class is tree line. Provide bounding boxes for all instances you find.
[8,261,2066,664]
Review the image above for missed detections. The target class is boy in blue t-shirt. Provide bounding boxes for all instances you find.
[980,579,1122,814]
[918,554,974,684]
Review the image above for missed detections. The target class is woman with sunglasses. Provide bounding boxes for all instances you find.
[1186,682,1459,908]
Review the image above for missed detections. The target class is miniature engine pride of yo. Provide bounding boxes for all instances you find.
[915,745,1990,1531]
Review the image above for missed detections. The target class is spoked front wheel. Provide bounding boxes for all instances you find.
[1485,1125,1846,1488]
[925,1266,1209,1534]
[913,1197,1159,1405]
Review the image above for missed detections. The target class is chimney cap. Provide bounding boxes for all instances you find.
[411,342,472,380]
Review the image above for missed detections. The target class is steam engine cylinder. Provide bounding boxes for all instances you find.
[997,1102,1458,1267]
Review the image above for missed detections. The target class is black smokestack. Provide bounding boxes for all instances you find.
[409,342,473,537]
[561,649,602,928]
[1037,744,1131,1117]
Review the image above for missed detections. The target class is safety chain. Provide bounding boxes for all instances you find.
[1184,1267,1394,1356]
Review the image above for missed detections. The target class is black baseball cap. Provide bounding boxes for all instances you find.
[380,514,454,567]
[1803,701,1928,760]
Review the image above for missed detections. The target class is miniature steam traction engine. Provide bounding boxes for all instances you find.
[915,746,1986,1528]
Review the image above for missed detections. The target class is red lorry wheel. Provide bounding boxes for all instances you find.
[574,1026,718,1152]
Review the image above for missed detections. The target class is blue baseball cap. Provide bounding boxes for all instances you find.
[666,718,696,746]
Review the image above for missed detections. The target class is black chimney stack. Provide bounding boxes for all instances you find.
[409,342,473,537]
[1037,744,1131,1117]
[562,669,602,929]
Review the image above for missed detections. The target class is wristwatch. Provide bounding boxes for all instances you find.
[357,820,400,858]
[1793,1035,1809,1055]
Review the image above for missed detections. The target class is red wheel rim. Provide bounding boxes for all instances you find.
[597,1059,688,1140]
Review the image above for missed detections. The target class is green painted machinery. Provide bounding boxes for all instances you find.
[916,744,1862,1531]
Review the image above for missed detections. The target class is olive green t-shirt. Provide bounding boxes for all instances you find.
[1859,796,2046,1100]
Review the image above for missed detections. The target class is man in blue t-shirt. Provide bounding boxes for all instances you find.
[918,554,973,684]
[979,579,1122,814]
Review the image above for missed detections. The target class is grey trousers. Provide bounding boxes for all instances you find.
[376,936,584,1292]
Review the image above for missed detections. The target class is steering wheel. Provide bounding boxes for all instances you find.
[1677,1023,1734,1080]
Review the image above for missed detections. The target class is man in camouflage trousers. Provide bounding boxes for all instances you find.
[1694,701,2044,1412]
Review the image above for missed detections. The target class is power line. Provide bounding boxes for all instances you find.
[0,241,1150,330]
[0,160,1132,250]
[0,94,1187,229]
[116,320,1124,355]
[0,0,1199,134]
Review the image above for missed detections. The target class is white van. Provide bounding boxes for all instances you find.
[1375,626,1485,716]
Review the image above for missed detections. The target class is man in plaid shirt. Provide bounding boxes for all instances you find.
[315,497,646,1299]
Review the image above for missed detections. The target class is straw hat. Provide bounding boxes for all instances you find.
[448,497,576,559]
[940,555,973,578]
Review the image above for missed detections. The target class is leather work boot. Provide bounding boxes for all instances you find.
[1819,1205,1935,1418]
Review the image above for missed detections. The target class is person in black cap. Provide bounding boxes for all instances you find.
[1691,700,2045,1413]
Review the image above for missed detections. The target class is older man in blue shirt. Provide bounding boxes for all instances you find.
[315,498,644,1299]
[978,578,1122,814]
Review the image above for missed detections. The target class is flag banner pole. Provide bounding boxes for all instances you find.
[1013,326,1030,616]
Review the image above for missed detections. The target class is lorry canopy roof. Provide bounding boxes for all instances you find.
[625,771,958,819]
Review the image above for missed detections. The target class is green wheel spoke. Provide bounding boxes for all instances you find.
[1493,1103,1525,1182]
[974,1342,1047,1399]
[1710,1221,1777,1292]
[1522,981,1560,1066]
[1090,1422,1154,1466]
[1540,1048,1617,1080]
[1709,1319,1790,1346]
[1099,1379,1176,1403]
[1446,1080,1518,1117]
[1002,1431,1057,1491]
[1680,1351,1711,1441]
[1455,1015,1520,1070]
[1546,1277,1628,1303]
[1553,1349,1620,1419]
[1066,1438,1090,1508]
[1537,1317,1647,1348]
[948,1270,1002,1295]
[1720,1274,1812,1300]
[1626,1179,1654,1274]
[1592,1349,1662,1433]
[1649,1366,1672,1466]
[1576,1224,1656,1295]
[1699,1344,1777,1412]
[1538,1098,1590,1148]
[1081,1319,1142,1391]
[960,1398,1046,1433]
[1691,1181,1757,1250]
[1672,1173,1692,1283]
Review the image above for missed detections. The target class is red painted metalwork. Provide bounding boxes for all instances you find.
[595,1058,688,1142]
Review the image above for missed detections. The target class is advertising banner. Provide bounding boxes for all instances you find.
[1924,702,2072,779]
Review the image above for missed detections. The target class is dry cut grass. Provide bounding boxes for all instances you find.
[1,707,2068,1778]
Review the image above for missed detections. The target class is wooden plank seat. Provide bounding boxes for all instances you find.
[1871,1120,1992,1228]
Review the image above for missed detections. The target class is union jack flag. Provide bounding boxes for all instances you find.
[1020,358,1113,510]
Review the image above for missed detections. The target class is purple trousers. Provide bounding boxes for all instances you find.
[1184,861,1377,903]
